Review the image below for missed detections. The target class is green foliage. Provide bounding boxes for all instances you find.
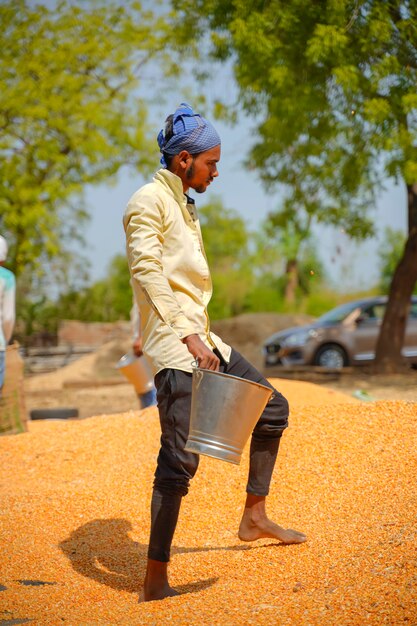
[17,297,59,340]
[298,245,326,295]
[197,197,327,318]
[245,223,283,284]
[378,227,417,295]
[15,253,132,343]
[299,287,382,318]
[208,269,252,319]
[199,197,253,318]
[199,197,249,269]
[249,216,326,305]
[242,278,284,314]
[55,254,132,322]
[172,0,417,238]
[0,0,170,289]
[378,228,405,293]
[171,0,417,373]
[302,291,342,318]
[15,201,330,336]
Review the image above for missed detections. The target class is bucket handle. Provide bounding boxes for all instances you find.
[192,364,204,390]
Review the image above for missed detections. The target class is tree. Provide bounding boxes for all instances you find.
[248,217,325,311]
[264,208,313,305]
[378,227,417,295]
[15,253,133,344]
[0,0,170,289]
[378,227,407,294]
[172,0,417,372]
[199,197,252,318]
[199,197,326,317]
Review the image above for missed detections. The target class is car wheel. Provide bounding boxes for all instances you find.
[314,344,348,369]
[30,408,79,421]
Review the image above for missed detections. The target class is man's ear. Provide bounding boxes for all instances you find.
[177,150,192,170]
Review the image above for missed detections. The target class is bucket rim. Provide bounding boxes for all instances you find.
[192,366,273,394]
[115,351,138,369]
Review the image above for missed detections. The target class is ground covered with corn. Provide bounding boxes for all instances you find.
[1,378,416,625]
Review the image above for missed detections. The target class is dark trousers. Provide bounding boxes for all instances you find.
[148,349,289,562]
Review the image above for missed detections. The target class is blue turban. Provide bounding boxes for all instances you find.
[157,102,221,167]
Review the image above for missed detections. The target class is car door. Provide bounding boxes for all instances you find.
[351,303,385,362]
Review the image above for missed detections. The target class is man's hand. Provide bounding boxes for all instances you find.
[132,337,143,357]
[182,334,220,371]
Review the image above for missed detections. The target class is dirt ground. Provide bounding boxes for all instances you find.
[320,369,417,403]
[23,367,417,421]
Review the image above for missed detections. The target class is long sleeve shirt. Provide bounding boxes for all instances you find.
[123,168,231,375]
[130,299,141,342]
[0,266,16,351]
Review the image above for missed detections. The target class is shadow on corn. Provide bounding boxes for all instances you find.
[60,518,220,595]
[60,518,285,595]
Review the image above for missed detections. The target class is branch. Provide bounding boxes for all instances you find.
[344,0,361,32]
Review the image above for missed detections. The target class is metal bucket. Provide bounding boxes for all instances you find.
[116,352,154,394]
[184,367,273,465]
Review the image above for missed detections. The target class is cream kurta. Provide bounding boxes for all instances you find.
[123,169,231,375]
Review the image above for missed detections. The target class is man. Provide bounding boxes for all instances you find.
[0,236,16,397]
[130,299,157,409]
[124,103,306,602]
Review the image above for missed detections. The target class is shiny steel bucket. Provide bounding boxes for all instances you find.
[116,352,154,394]
[184,367,273,465]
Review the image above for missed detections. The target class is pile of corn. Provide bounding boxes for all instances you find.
[0,378,416,625]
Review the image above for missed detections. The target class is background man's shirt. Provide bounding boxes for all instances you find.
[124,169,231,375]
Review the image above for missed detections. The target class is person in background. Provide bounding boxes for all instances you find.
[124,103,306,602]
[130,299,157,409]
[0,236,16,397]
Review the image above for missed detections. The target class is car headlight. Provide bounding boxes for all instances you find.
[281,329,316,347]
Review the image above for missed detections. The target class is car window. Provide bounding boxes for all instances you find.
[318,301,362,324]
[360,305,375,319]
[360,304,386,321]
[409,303,417,319]
[373,304,386,320]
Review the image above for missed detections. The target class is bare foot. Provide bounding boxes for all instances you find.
[238,496,307,545]
[238,514,307,544]
[140,559,179,602]
[140,578,179,602]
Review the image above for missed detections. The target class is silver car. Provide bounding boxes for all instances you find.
[263,296,417,369]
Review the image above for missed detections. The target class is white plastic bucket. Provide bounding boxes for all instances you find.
[116,352,154,394]
[184,367,273,465]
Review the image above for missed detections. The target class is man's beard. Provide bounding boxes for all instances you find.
[186,160,207,193]
[185,160,195,181]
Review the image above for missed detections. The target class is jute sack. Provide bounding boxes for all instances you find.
[0,343,27,435]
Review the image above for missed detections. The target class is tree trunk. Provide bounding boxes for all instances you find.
[284,258,298,305]
[374,183,417,373]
